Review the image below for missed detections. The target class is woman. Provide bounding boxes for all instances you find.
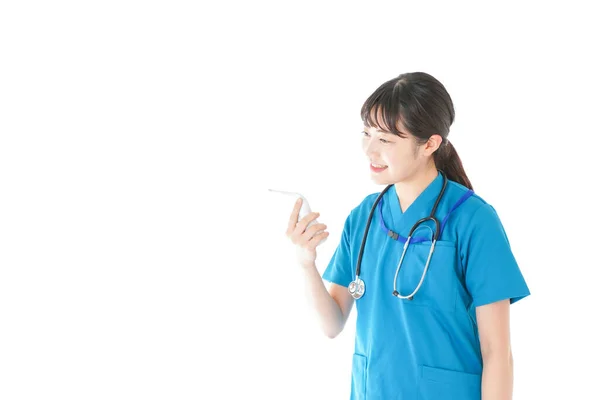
[286,72,530,399]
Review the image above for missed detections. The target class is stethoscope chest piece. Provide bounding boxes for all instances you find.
[348,277,365,299]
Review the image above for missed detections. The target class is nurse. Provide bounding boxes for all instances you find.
[286,72,530,399]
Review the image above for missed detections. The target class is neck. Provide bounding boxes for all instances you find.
[394,166,439,213]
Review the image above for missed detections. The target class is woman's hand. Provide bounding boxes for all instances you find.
[286,199,329,268]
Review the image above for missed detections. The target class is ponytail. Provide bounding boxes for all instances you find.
[434,140,473,190]
[360,72,474,190]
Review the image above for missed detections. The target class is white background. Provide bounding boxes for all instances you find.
[1,1,599,399]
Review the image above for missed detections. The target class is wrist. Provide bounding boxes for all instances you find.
[298,259,317,270]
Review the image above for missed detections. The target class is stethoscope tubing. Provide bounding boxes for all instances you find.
[349,171,447,301]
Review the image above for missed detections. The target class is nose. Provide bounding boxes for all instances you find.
[363,135,380,157]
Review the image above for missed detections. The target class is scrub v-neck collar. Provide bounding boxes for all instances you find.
[384,171,444,234]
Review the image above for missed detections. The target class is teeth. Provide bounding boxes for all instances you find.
[371,163,386,168]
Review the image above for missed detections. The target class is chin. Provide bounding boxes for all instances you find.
[370,173,394,186]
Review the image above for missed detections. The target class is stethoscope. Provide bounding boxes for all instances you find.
[348,171,448,301]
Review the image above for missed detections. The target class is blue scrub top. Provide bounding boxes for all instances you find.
[322,172,530,400]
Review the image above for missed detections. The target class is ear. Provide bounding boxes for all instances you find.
[422,134,443,156]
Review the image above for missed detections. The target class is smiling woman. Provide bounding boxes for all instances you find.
[360,72,472,196]
[284,71,530,400]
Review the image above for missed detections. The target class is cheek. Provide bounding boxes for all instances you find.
[383,148,411,170]
[382,149,400,165]
[361,138,370,153]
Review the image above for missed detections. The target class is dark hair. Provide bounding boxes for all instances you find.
[360,72,473,190]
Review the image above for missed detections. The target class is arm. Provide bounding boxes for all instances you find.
[301,262,355,338]
[285,198,356,339]
[476,299,513,400]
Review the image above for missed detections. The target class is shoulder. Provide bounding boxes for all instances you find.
[444,179,505,234]
[339,189,387,232]
[349,190,385,217]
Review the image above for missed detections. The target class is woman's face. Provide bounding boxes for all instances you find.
[361,104,443,185]
[361,120,423,186]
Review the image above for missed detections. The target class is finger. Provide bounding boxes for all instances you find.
[305,223,327,239]
[306,231,330,249]
[286,198,303,236]
[296,223,327,247]
[294,212,320,236]
[290,214,321,245]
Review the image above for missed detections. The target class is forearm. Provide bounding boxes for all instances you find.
[300,262,344,338]
[481,352,513,400]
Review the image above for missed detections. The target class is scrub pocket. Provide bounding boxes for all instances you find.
[417,365,481,400]
[398,240,459,313]
[351,353,367,400]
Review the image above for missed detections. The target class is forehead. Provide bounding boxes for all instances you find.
[365,106,409,134]
[364,126,393,135]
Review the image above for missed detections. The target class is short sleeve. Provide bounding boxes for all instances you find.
[321,213,354,288]
[461,203,530,307]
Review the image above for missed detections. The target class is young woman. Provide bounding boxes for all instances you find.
[286,72,530,399]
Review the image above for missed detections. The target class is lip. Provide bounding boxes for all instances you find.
[370,163,388,173]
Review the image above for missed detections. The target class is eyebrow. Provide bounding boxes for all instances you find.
[365,126,393,135]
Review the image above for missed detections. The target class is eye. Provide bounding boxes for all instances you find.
[363,130,393,144]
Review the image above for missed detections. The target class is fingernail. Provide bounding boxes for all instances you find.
[296,198,301,204]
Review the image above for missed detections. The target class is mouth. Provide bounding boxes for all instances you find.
[370,162,388,173]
